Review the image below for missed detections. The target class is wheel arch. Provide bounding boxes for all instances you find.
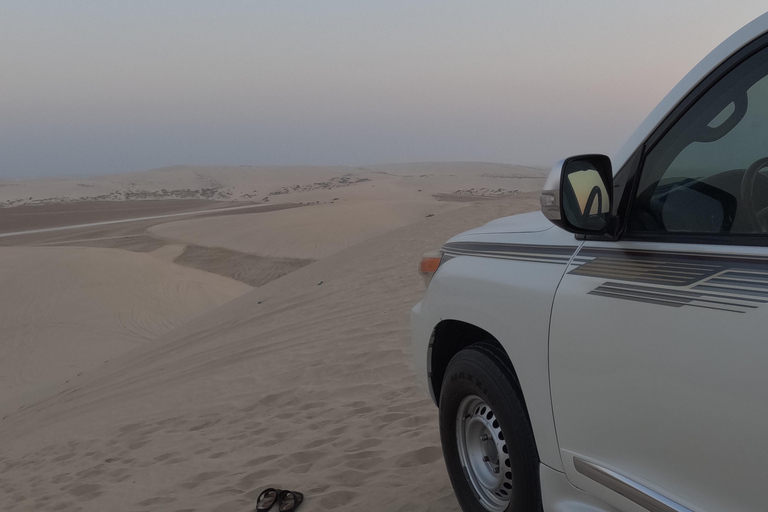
[429,320,531,425]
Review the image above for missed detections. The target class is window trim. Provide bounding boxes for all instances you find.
[622,232,768,247]
[618,32,768,246]
[644,33,768,155]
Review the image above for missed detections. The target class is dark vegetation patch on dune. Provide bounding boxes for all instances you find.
[53,235,167,252]
[268,174,370,196]
[174,245,312,287]
[0,189,234,207]
[433,188,522,202]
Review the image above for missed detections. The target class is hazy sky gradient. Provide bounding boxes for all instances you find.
[1,1,766,178]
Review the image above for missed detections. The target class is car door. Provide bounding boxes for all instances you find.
[549,39,768,512]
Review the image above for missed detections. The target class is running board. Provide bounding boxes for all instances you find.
[573,457,694,512]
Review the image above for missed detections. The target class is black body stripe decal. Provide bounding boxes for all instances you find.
[441,242,576,265]
[440,241,768,313]
[571,247,768,313]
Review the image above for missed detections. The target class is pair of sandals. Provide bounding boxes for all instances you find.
[255,488,304,512]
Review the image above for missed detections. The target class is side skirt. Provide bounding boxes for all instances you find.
[574,458,694,512]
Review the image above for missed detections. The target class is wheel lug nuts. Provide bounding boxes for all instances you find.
[493,467,500,474]
[480,434,490,441]
[482,456,490,462]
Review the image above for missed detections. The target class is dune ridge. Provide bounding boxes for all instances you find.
[0,246,252,417]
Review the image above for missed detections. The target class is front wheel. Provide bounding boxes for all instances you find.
[439,343,542,512]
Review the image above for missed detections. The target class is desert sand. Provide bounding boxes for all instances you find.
[0,246,252,416]
[0,163,544,511]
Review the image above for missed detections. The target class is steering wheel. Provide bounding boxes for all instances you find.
[739,156,768,232]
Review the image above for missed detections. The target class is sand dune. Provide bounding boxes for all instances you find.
[0,163,545,511]
[0,246,251,416]
[0,193,540,512]
[149,199,465,260]
[141,163,546,260]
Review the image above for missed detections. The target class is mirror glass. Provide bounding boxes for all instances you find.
[562,158,611,231]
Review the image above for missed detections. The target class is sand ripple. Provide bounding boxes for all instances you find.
[0,195,540,511]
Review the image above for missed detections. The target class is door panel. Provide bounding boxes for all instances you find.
[549,240,768,512]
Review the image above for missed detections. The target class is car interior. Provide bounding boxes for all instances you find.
[629,47,768,236]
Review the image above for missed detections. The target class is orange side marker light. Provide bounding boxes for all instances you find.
[419,252,443,286]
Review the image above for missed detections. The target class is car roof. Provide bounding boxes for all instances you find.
[612,11,768,173]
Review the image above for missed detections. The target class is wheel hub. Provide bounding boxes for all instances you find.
[456,395,513,511]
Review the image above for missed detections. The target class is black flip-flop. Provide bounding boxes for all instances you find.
[255,488,282,512]
[278,490,304,512]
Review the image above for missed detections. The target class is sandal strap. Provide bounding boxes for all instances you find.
[256,488,281,511]
[278,490,304,511]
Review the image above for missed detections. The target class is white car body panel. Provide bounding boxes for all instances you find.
[457,211,555,236]
[540,464,623,512]
[412,221,580,470]
[550,240,768,512]
[410,12,768,512]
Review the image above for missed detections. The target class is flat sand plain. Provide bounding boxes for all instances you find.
[0,163,544,511]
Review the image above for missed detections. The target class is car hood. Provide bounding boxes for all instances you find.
[457,211,554,236]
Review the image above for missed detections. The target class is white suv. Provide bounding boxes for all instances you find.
[411,12,768,512]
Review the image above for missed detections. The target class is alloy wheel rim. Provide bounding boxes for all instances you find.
[456,395,513,511]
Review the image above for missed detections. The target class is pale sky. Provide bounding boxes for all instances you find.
[1,1,766,178]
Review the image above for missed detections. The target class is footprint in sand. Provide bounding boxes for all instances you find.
[163,456,190,465]
[128,440,151,450]
[67,483,102,501]
[377,412,411,424]
[307,419,334,431]
[50,473,72,484]
[153,452,180,463]
[107,468,132,482]
[236,469,273,490]
[319,490,358,509]
[75,464,107,479]
[287,450,326,465]
[343,456,385,471]
[117,422,146,437]
[326,425,347,436]
[207,485,244,497]
[345,438,382,451]
[394,446,443,468]
[154,415,186,428]
[394,413,434,429]
[189,419,221,431]
[290,463,313,474]
[52,453,76,463]
[302,436,338,449]
[138,496,177,506]
[51,500,76,510]
[241,454,279,467]
[209,497,253,512]
[180,470,228,490]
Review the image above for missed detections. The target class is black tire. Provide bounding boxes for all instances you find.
[439,342,542,512]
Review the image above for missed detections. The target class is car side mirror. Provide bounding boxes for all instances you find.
[540,154,613,235]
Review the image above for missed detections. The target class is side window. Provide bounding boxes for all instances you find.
[629,46,768,236]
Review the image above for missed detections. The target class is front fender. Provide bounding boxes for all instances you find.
[417,230,580,471]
